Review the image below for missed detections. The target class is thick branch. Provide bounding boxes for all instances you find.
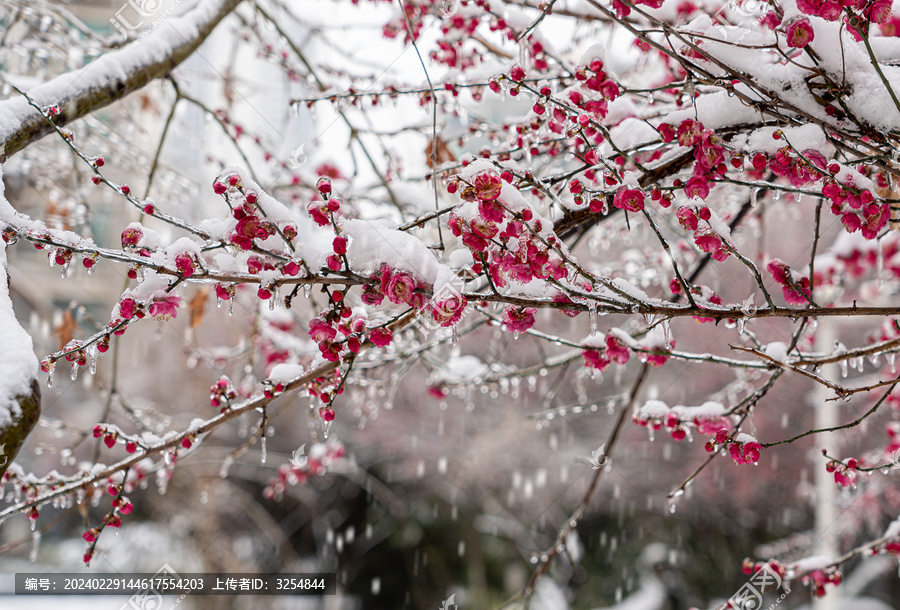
[0,0,243,163]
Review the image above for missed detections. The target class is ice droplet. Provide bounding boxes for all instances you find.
[667,498,677,514]
[70,362,79,381]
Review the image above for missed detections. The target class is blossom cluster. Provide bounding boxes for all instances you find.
[826,456,859,488]
[659,119,729,203]
[308,301,390,363]
[262,441,346,501]
[676,204,729,262]
[213,173,299,252]
[633,400,732,445]
[756,145,827,188]
[582,333,631,372]
[767,259,812,305]
[822,171,888,239]
[797,0,892,41]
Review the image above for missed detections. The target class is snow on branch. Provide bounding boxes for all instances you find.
[0,167,39,479]
[0,0,242,163]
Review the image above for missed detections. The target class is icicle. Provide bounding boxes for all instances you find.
[667,497,677,514]
[268,292,276,310]
[88,348,98,375]
[773,189,782,200]
[839,360,848,378]
[751,188,759,207]
[451,326,458,345]
[59,263,69,279]
[46,362,56,388]
[70,361,79,381]
[87,263,95,275]
[889,352,897,374]
[662,318,672,349]
[513,331,519,340]
[588,300,598,336]
[260,436,267,464]
[216,296,223,309]
[322,419,333,439]
[737,318,747,335]
[303,284,312,299]
[30,531,40,562]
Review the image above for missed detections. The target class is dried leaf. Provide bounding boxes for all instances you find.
[137,92,159,116]
[222,70,236,108]
[45,198,72,231]
[54,309,78,351]
[189,288,209,329]
[425,136,455,169]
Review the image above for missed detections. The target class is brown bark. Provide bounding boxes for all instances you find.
[0,379,40,480]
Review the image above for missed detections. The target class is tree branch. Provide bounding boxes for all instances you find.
[0,0,243,163]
